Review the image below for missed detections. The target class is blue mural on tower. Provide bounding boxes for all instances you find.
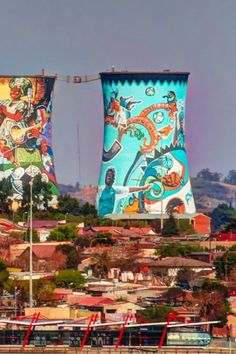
[96,72,196,217]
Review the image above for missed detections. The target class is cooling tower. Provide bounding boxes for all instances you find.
[0,76,58,201]
[96,71,196,217]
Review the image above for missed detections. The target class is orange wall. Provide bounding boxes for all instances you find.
[193,214,211,235]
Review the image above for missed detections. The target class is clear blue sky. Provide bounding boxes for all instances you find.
[0,0,235,185]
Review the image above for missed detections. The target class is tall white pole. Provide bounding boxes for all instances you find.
[160,134,164,231]
[29,179,33,308]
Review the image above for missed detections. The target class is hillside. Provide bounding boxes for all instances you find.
[59,179,236,213]
[191,178,236,213]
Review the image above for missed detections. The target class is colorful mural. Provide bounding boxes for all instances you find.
[96,72,196,217]
[0,76,58,200]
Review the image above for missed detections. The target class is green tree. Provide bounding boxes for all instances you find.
[75,236,91,249]
[137,305,174,322]
[0,178,13,215]
[224,170,236,185]
[49,224,78,241]
[80,202,97,216]
[201,279,228,299]
[25,228,40,243]
[155,242,205,258]
[4,278,56,306]
[178,219,195,235]
[34,279,56,305]
[196,168,222,182]
[21,174,53,212]
[93,233,115,246]
[0,260,9,287]
[57,194,80,215]
[53,269,85,289]
[222,218,236,233]
[209,203,236,232]
[214,249,236,279]
[161,215,179,236]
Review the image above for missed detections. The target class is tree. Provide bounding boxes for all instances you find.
[214,249,236,279]
[34,279,56,305]
[192,289,230,327]
[155,242,205,258]
[201,279,228,299]
[137,305,174,322]
[21,174,53,212]
[57,194,80,215]
[3,278,55,306]
[93,233,115,246]
[222,218,236,233]
[164,287,184,304]
[0,259,9,287]
[56,244,80,269]
[178,219,195,235]
[196,168,222,182]
[74,236,91,249]
[176,268,195,285]
[224,170,236,185]
[80,202,97,216]
[53,269,85,289]
[209,203,236,232]
[49,224,78,241]
[25,228,40,243]
[0,178,13,215]
[161,215,179,236]
[94,251,111,278]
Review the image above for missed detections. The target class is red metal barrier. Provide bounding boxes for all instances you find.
[115,314,134,349]
[22,312,40,348]
[158,312,177,350]
[80,313,99,351]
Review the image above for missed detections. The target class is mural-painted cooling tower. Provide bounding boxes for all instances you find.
[0,76,58,200]
[96,72,196,217]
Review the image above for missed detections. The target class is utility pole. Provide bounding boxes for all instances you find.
[29,179,33,308]
[160,134,164,231]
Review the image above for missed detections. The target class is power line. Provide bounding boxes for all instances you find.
[40,69,100,84]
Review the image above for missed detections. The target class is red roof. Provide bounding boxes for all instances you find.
[31,245,56,259]
[92,227,124,233]
[25,220,60,229]
[75,297,114,307]
[0,218,24,232]
[129,227,155,235]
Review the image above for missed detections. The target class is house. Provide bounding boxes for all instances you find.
[25,306,91,321]
[14,243,69,271]
[190,214,211,235]
[9,241,72,263]
[0,218,25,234]
[104,301,144,322]
[144,257,214,284]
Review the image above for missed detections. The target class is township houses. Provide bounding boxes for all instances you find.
[9,241,72,271]
[142,257,214,284]
[26,289,143,322]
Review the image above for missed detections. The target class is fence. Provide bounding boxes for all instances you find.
[0,346,235,354]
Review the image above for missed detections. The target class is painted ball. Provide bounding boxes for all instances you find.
[145,87,155,96]
[153,111,164,124]
[159,155,173,169]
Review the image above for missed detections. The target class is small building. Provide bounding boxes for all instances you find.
[25,306,91,321]
[191,213,211,235]
[14,244,68,271]
[104,301,144,321]
[144,257,214,285]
